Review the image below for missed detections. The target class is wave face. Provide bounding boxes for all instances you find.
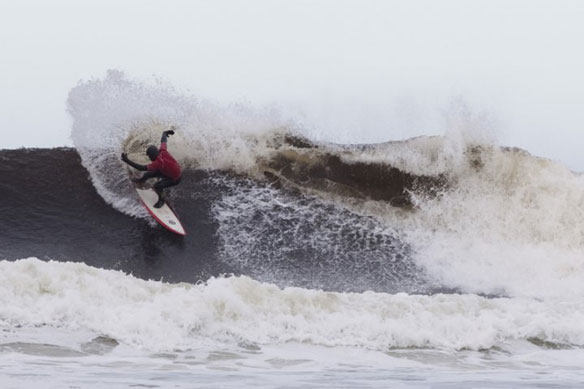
[0,146,424,293]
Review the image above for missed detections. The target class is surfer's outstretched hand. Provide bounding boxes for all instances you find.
[166,126,176,136]
[121,153,129,162]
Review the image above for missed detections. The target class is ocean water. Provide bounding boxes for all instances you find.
[1,71,584,387]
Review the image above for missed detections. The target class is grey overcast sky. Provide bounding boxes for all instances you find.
[1,0,583,170]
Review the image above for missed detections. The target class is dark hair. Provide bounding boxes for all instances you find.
[146,145,159,161]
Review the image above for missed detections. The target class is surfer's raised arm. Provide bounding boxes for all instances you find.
[121,153,148,171]
[160,128,175,144]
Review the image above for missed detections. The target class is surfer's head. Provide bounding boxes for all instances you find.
[146,145,159,161]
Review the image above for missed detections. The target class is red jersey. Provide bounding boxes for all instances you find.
[147,142,182,180]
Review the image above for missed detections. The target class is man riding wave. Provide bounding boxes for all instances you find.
[121,128,182,208]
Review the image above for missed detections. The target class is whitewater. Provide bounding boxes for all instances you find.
[2,71,584,387]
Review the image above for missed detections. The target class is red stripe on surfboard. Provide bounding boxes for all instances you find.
[138,198,186,236]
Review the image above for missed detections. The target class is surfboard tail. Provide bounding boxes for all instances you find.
[135,188,186,235]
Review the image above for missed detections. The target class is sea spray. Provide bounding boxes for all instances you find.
[68,70,291,217]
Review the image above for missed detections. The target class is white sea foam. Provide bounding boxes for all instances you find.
[328,108,584,299]
[392,144,584,299]
[2,258,584,353]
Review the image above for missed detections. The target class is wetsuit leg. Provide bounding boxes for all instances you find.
[153,176,181,191]
[152,177,181,208]
[134,171,164,184]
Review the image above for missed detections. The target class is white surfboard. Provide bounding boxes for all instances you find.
[135,188,186,236]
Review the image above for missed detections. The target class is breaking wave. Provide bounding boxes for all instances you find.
[1,71,584,354]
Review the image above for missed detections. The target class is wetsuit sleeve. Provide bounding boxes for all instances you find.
[123,156,148,171]
[159,142,168,152]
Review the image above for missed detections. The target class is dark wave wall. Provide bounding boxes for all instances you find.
[0,148,230,282]
[0,148,435,294]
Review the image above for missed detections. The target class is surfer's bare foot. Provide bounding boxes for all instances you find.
[154,199,165,208]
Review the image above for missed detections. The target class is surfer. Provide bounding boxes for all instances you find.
[121,129,182,208]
